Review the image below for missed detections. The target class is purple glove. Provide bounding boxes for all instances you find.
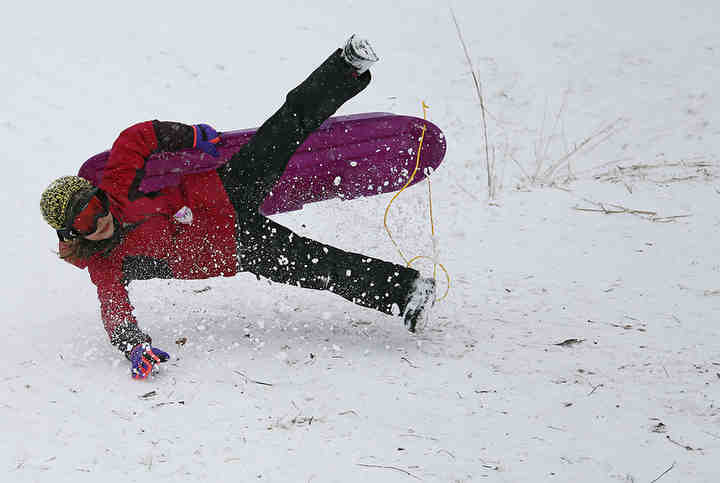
[130,343,170,380]
[193,124,221,157]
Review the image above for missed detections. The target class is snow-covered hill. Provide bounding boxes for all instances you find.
[2,1,718,481]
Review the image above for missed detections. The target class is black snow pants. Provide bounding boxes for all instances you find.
[217,49,419,317]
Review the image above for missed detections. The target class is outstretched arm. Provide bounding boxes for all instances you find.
[87,255,150,355]
[87,257,170,379]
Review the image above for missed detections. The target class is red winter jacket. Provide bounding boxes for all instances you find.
[62,121,239,351]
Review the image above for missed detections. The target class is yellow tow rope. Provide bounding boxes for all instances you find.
[383,102,450,302]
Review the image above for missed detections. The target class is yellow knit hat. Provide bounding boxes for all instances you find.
[40,176,94,230]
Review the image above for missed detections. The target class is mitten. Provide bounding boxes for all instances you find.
[130,343,170,380]
[193,124,221,157]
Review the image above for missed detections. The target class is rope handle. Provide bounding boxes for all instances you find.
[383,102,450,302]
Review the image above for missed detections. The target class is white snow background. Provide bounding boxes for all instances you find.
[1,1,719,481]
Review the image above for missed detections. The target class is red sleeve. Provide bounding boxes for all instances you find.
[87,256,136,337]
[99,121,158,210]
[84,254,151,359]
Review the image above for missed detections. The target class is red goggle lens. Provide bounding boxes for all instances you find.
[72,195,109,235]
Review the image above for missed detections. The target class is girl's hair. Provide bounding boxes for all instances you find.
[59,220,126,261]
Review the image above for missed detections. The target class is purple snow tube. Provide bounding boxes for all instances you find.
[79,112,446,215]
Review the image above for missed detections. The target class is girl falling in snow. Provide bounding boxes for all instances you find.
[40,37,435,379]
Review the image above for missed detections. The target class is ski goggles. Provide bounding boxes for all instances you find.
[57,188,110,240]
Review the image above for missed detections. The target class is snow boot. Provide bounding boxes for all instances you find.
[403,276,436,333]
[341,34,379,74]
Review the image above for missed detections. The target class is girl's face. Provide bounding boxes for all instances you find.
[83,212,115,241]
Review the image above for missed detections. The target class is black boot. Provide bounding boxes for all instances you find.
[341,34,379,74]
[403,277,436,332]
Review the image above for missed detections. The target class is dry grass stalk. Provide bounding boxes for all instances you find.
[513,105,625,189]
[233,370,273,386]
[649,462,676,483]
[534,92,570,181]
[651,215,693,223]
[573,198,691,222]
[665,435,701,452]
[450,7,496,199]
[539,118,626,184]
[573,205,657,216]
[594,159,718,186]
[357,463,422,480]
[649,175,701,183]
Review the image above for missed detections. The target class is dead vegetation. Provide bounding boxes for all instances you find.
[513,117,627,189]
[451,5,717,199]
[593,158,718,193]
[572,197,692,223]
[452,7,628,196]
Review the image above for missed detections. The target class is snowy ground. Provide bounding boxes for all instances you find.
[2,1,719,481]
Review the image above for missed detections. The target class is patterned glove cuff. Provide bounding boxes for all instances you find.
[109,321,153,359]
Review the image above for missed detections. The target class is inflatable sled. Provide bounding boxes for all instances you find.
[79,112,446,215]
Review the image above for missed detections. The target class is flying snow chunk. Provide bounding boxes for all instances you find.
[333,176,342,186]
